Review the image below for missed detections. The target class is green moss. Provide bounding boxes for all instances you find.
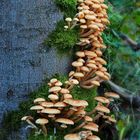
[55,0,77,17]
[43,20,79,54]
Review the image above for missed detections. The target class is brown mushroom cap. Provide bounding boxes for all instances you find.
[54,102,67,107]
[41,108,61,114]
[48,94,59,101]
[76,51,85,57]
[108,116,117,123]
[55,81,63,86]
[75,110,86,116]
[64,99,88,107]
[87,135,100,140]
[94,96,110,104]
[21,116,33,121]
[69,79,79,85]
[30,105,44,110]
[91,81,100,86]
[63,94,73,99]
[35,118,48,125]
[104,92,120,99]
[83,124,98,132]
[64,134,81,140]
[34,98,45,104]
[85,51,97,57]
[56,118,74,125]
[74,72,84,78]
[84,116,93,122]
[95,105,110,113]
[72,61,83,67]
[50,78,58,83]
[60,88,70,94]
[49,86,61,93]
[41,102,54,108]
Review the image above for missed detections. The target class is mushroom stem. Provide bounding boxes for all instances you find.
[93,114,101,122]
[41,125,47,136]
[87,109,96,116]
[81,29,94,37]
[71,122,86,133]
[26,120,38,129]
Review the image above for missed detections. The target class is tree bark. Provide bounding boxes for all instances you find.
[106,80,140,108]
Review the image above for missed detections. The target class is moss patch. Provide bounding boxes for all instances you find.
[55,0,77,17]
[43,20,79,54]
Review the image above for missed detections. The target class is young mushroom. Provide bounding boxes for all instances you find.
[21,116,37,129]
[35,118,48,136]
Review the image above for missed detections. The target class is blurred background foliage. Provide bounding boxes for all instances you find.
[105,0,140,139]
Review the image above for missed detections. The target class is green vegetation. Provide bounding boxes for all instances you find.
[43,20,79,54]
[55,0,77,17]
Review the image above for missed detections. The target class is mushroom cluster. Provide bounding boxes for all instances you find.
[22,78,119,139]
[21,0,120,139]
[65,0,110,89]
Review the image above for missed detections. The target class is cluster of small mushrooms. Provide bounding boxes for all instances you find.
[22,0,120,139]
[65,0,110,89]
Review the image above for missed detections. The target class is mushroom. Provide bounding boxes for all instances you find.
[104,92,120,99]
[64,133,81,140]
[35,118,48,135]
[48,94,59,102]
[34,98,45,104]
[65,17,72,28]
[83,122,99,132]
[95,105,110,114]
[49,86,61,93]
[87,135,100,140]
[41,108,61,114]
[94,96,110,104]
[30,105,44,111]
[41,102,54,108]
[21,116,37,129]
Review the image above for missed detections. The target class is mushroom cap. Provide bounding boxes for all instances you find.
[54,102,67,107]
[35,118,48,125]
[60,88,70,94]
[108,117,117,123]
[87,135,100,140]
[104,92,120,99]
[49,86,61,93]
[95,71,105,78]
[69,79,79,85]
[64,134,81,140]
[48,94,59,100]
[83,123,98,132]
[85,51,97,57]
[41,102,54,108]
[85,15,96,20]
[81,66,90,72]
[69,71,75,77]
[55,81,63,86]
[56,118,74,125]
[21,116,33,121]
[65,17,72,22]
[95,105,110,113]
[94,96,110,104]
[74,72,84,78]
[34,98,45,104]
[64,99,88,107]
[41,108,61,114]
[76,51,85,57]
[30,105,44,110]
[63,94,73,99]
[87,63,97,69]
[91,81,100,86]
[84,116,93,122]
[50,78,58,83]
[95,57,107,65]
[72,61,83,67]
[75,110,86,116]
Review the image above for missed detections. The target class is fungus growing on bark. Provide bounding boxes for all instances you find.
[21,0,119,139]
